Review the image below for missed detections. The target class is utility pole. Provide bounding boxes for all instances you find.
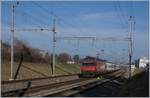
[52,18,56,76]
[76,39,79,64]
[10,4,15,80]
[128,16,134,78]
[14,27,53,76]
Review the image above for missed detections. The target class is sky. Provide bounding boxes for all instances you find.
[1,1,149,64]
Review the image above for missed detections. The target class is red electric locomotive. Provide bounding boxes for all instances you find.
[80,56,106,77]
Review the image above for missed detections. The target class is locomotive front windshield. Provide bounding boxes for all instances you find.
[82,62,95,66]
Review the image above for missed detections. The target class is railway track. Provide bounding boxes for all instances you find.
[49,69,125,97]
[69,75,127,96]
[2,74,79,96]
[2,69,125,97]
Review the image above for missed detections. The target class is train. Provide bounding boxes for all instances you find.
[79,56,118,77]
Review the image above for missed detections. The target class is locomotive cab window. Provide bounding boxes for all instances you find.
[82,62,96,66]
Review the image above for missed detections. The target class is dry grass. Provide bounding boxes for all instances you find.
[1,62,80,81]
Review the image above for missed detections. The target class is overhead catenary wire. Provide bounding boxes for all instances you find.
[31,1,88,37]
[16,10,45,29]
[130,1,135,18]
[31,1,131,41]
[117,1,128,25]
[113,1,126,29]
[5,2,50,34]
[113,1,129,30]
[30,2,53,20]
[29,1,79,36]
[7,1,132,65]
[31,1,59,19]
[16,4,50,28]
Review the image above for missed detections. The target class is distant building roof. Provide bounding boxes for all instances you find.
[84,56,106,62]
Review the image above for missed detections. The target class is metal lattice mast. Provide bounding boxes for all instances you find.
[128,16,134,78]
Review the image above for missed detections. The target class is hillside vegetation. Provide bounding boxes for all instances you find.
[1,40,81,81]
[1,62,80,81]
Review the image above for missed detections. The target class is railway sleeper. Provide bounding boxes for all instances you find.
[49,73,124,97]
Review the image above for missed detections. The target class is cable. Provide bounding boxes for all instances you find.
[16,5,50,27]
[130,1,135,18]
[117,1,128,25]
[31,1,60,22]
[31,1,87,36]
[17,10,49,29]
[113,1,125,28]
[31,2,52,19]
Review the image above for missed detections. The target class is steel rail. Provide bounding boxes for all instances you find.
[2,74,79,93]
[50,70,125,97]
[2,69,123,97]
[25,70,124,97]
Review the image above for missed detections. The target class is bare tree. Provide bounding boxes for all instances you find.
[1,41,11,63]
[44,52,51,63]
[58,53,71,64]
[73,54,80,63]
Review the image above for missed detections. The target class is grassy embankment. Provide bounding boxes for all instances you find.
[118,68,149,97]
[1,62,80,81]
